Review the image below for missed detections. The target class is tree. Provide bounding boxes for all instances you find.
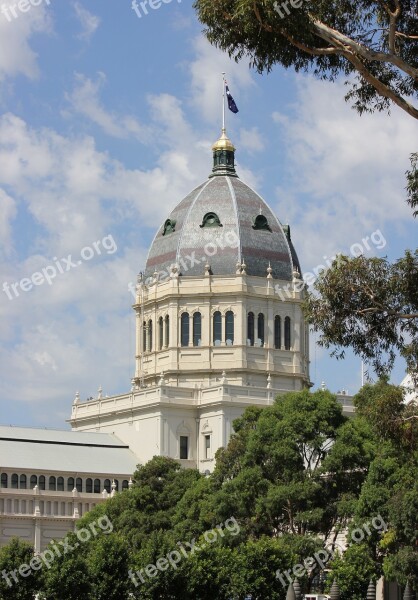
[0,537,42,600]
[193,0,418,120]
[304,251,418,381]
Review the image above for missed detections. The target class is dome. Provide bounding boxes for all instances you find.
[145,131,301,282]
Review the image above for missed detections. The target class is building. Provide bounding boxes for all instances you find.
[1,128,354,551]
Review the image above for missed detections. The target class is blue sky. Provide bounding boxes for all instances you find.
[0,0,416,428]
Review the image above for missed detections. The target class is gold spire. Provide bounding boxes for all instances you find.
[212,128,235,152]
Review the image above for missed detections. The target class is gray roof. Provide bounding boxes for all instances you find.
[145,175,301,280]
[0,426,138,475]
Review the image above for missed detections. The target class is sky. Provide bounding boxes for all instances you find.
[0,0,416,428]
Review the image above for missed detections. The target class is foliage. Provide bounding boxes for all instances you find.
[193,0,418,120]
[407,152,418,216]
[304,250,418,380]
[0,538,42,600]
[326,544,379,600]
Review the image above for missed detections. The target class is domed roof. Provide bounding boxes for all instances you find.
[144,132,301,282]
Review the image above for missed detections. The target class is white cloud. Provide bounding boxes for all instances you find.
[239,127,265,154]
[271,77,417,271]
[73,2,100,40]
[0,1,52,83]
[0,189,17,256]
[66,72,150,142]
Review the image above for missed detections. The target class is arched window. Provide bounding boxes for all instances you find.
[162,219,176,236]
[213,311,222,345]
[148,319,153,352]
[39,476,45,491]
[247,312,255,346]
[1,473,7,488]
[200,212,223,228]
[122,480,129,491]
[181,313,189,347]
[49,476,56,491]
[274,316,281,349]
[20,475,27,490]
[67,477,74,492]
[11,474,18,489]
[165,315,170,347]
[30,475,37,488]
[257,313,265,346]
[57,477,64,492]
[86,478,93,493]
[142,321,147,352]
[104,479,111,493]
[252,214,272,231]
[76,478,82,492]
[159,317,164,350]
[285,317,291,350]
[193,312,202,347]
[94,479,101,493]
[225,311,234,345]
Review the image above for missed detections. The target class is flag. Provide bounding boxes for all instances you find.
[225,84,239,114]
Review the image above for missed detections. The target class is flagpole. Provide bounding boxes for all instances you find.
[222,72,226,132]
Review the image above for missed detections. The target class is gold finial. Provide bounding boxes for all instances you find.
[212,128,235,152]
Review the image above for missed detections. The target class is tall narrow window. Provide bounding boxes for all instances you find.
[30,475,37,488]
[193,312,202,347]
[86,478,93,493]
[142,321,147,352]
[94,479,101,493]
[213,311,222,345]
[180,436,189,460]
[204,435,211,459]
[122,480,129,491]
[114,480,119,492]
[181,313,189,347]
[20,475,27,490]
[76,478,82,492]
[57,477,64,492]
[225,311,234,345]
[257,313,265,346]
[165,315,170,347]
[159,317,164,350]
[11,474,18,489]
[148,319,153,352]
[274,316,281,349]
[247,312,255,346]
[104,479,111,493]
[49,476,56,491]
[1,473,7,488]
[67,477,74,492]
[39,476,45,490]
[284,317,291,350]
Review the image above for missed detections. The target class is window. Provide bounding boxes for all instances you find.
[104,479,111,493]
[213,311,222,344]
[142,321,147,352]
[11,474,18,489]
[39,476,45,491]
[165,315,169,347]
[20,475,27,490]
[49,476,56,491]
[159,317,164,350]
[162,218,176,236]
[1,473,7,488]
[204,435,211,459]
[76,478,82,492]
[225,311,234,345]
[180,436,189,460]
[57,477,64,492]
[181,313,189,347]
[252,214,272,231]
[94,479,101,493]
[257,313,265,346]
[114,480,119,492]
[274,316,281,349]
[122,480,129,491]
[284,317,291,350]
[193,312,202,347]
[247,312,255,346]
[148,319,153,352]
[67,477,74,492]
[86,478,93,493]
[30,475,37,488]
[200,212,223,228]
